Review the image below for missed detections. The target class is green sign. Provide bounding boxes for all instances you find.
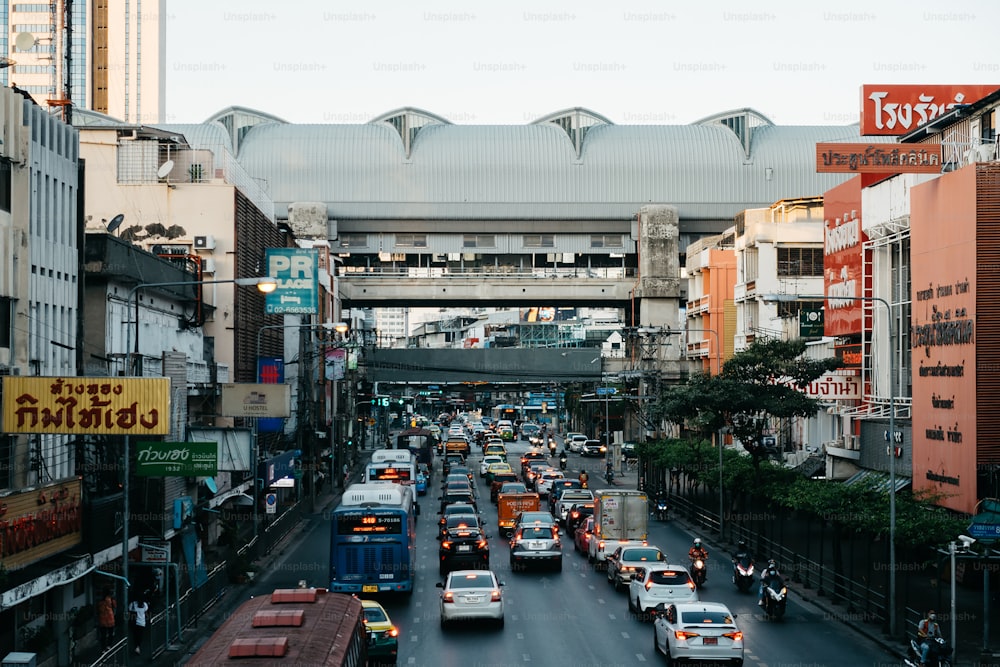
[135,442,218,477]
[799,309,824,337]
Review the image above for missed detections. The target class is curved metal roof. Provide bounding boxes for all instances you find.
[230,115,867,221]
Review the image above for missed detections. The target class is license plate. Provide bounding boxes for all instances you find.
[703,637,718,645]
[529,542,544,550]
[362,585,377,593]
[457,545,472,552]
[465,596,482,603]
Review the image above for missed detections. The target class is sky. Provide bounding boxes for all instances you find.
[164,0,1000,127]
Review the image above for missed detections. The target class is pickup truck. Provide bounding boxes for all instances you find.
[497,491,540,537]
[589,488,648,567]
[553,489,595,525]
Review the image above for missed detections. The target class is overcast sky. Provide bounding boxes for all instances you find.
[164,0,1000,127]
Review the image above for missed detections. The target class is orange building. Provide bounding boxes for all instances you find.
[684,230,736,375]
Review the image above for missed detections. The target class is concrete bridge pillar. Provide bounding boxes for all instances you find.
[635,204,681,331]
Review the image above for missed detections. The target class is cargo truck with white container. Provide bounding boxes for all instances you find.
[588,489,648,567]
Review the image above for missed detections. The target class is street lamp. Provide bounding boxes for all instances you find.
[120,275,276,660]
[763,292,897,637]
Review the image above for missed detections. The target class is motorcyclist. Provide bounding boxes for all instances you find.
[917,609,942,667]
[758,562,782,607]
[654,489,669,519]
[559,449,568,471]
[688,538,709,562]
[578,470,589,489]
[733,539,753,562]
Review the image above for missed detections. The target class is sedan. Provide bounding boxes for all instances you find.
[536,470,566,497]
[652,601,744,666]
[437,570,505,629]
[580,439,606,457]
[509,523,562,572]
[480,455,505,477]
[573,516,595,554]
[628,563,699,618]
[361,599,399,665]
[606,545,666,591]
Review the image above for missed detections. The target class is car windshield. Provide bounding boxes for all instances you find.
[649,570,692,586]
[451,572,495,589]
[501,483,527,493]
[363,607,388,623]
[679,609,735,625]
[518,526,554,540]
[444,504,475,516]
[624,548,664,562]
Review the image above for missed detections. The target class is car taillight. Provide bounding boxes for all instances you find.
[723,631,742,641]
[490,589,501,601]
[441,541,452,549]
[388,626,399,637]
[687,581,696,590]
[598,541,605,550]
[645,580,654,590]
[675,630,700,640]
[477,539,488,549]
[443,591,454,603]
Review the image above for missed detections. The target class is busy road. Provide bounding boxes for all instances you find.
[232,436,901,667]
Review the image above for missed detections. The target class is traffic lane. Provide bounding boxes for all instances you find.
[643,513,900,666]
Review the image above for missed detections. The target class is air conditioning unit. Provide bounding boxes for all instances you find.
[193,235,216,251]
[462,253,476,261]
[201,257,216,274]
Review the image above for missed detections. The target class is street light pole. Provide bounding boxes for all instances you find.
[763,292,897,637]
[122,275,275,660]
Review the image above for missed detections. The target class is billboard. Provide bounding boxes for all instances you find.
[265,248,319,314]
[0,479,83,570]
[325,347,346,381]
[257,356,285,434]
[135,441,218,477]
[823,177,867,337]
[860,84,999,136]
[1,377,170,435]
[816,143,942,173]
[220,384,291,418]
[910,167,978,514]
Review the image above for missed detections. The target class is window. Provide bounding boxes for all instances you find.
[523,234,554,248]
[394,234,427,248]
[591,234,623,248]
[777,299,822,319]
[463,234,495,248]
[339,233,368,249]
[777,247,823,277]
[0,160,11,213]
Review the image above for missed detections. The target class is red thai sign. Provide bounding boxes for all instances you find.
[860,84,999,136]
[816,143,942,173]
[823,178,867,337]
[0,479,83,569]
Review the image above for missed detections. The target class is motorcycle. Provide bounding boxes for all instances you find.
[904,636,952,667]
[559,454,568,471]
[548,439,558,456]
[761,578,787,620]
[654,498,669,521]
[690,558,707,588]
[732,555,754,593]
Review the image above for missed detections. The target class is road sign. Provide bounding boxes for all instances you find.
[596,387,617,396]
[265,492,277,515]
[966,522,1000,540]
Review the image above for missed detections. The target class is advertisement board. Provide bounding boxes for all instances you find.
[860,84,999,136]
[823,177,867,337]
[265,248,319,314]
[135,441,218,477]
[220,384,291,418]
[1,377,170,435]
[0,479,83,570]
[257,356,285,434]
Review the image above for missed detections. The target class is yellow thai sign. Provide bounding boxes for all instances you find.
[1,377,170,435]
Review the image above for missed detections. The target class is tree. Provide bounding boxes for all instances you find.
[656,338,841,470]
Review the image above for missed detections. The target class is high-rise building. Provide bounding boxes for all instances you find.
[3,0,165,123]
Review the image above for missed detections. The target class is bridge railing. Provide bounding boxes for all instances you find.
[338,266,637,279]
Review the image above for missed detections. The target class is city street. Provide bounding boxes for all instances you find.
[174,436,902,667]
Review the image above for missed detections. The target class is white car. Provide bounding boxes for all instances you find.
[480,455,505,477]
[566,433,588,453]
[437,569,505,629]
[653,601,744,665]
[628,563,699,617]
[536,470,565,497]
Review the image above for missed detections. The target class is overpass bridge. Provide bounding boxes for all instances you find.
[338,266,638,308]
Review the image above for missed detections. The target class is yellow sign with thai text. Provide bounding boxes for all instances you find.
[1,377,170,434]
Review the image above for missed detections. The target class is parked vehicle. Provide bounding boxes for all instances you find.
[589,489,648,567]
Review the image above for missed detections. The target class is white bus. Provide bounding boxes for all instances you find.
[365,449,417,484]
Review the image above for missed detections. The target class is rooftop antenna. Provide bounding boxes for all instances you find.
[106,213,125,235]
[157,159,175,184]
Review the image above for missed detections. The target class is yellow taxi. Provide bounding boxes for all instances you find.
[361,599,398,664]
[485,462,514,485]
[484,443,507,458]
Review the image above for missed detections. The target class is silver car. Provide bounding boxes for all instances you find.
[628,563,699,617]
[509,523,562,572]
[437,569,505,629]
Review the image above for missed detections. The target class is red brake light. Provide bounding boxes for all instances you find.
[442,591,454,603]
[675,630,700,640]
[388,626,399,637]
[490,589,501,601]
[723,631,743,641]
[645,580,654,590]
[477,539,488,549]
[441,541,452,549]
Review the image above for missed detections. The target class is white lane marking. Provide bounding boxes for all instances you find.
[597,598,606,604]
[636,654,646,662]
[621,631,630,639]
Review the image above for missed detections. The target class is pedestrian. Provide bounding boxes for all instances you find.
[128,593,149,655]
[96,587,117,651]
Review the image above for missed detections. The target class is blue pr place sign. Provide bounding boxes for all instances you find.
[265,248,319,314]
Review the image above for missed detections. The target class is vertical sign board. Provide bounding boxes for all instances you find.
[257,357,285,434]
[325,347,346,381]
[265,248,319,314]
[822,177,867,338]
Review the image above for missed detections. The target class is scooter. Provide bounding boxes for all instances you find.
[761,578,787,620]
[690,558,707,588]
[904,636,952,667]
[654,497,669,521]
[548,439,558,457]
[559,454,568,471]
[732,555,754,593]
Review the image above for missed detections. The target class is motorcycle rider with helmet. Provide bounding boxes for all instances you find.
[758,561,781,607]
[559,449,568,471]
[689,538,709,585]
[732,539,755,588]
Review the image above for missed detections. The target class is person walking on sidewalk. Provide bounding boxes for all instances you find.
[96,587,117,651]
[128,593,149,655]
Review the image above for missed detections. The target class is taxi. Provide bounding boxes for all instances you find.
[484,462,514,486]
[361,599,399,665]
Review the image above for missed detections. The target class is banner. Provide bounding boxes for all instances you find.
[220,384,291,418]
[257,357,285,434]
[265,248,319,314]
[1,377,170,435]
[134,441,218,477]
[325,347,346,381]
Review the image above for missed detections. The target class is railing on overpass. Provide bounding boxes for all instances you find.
[338,266,638,279]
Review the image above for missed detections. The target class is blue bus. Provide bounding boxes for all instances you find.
[329,482,417,594]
